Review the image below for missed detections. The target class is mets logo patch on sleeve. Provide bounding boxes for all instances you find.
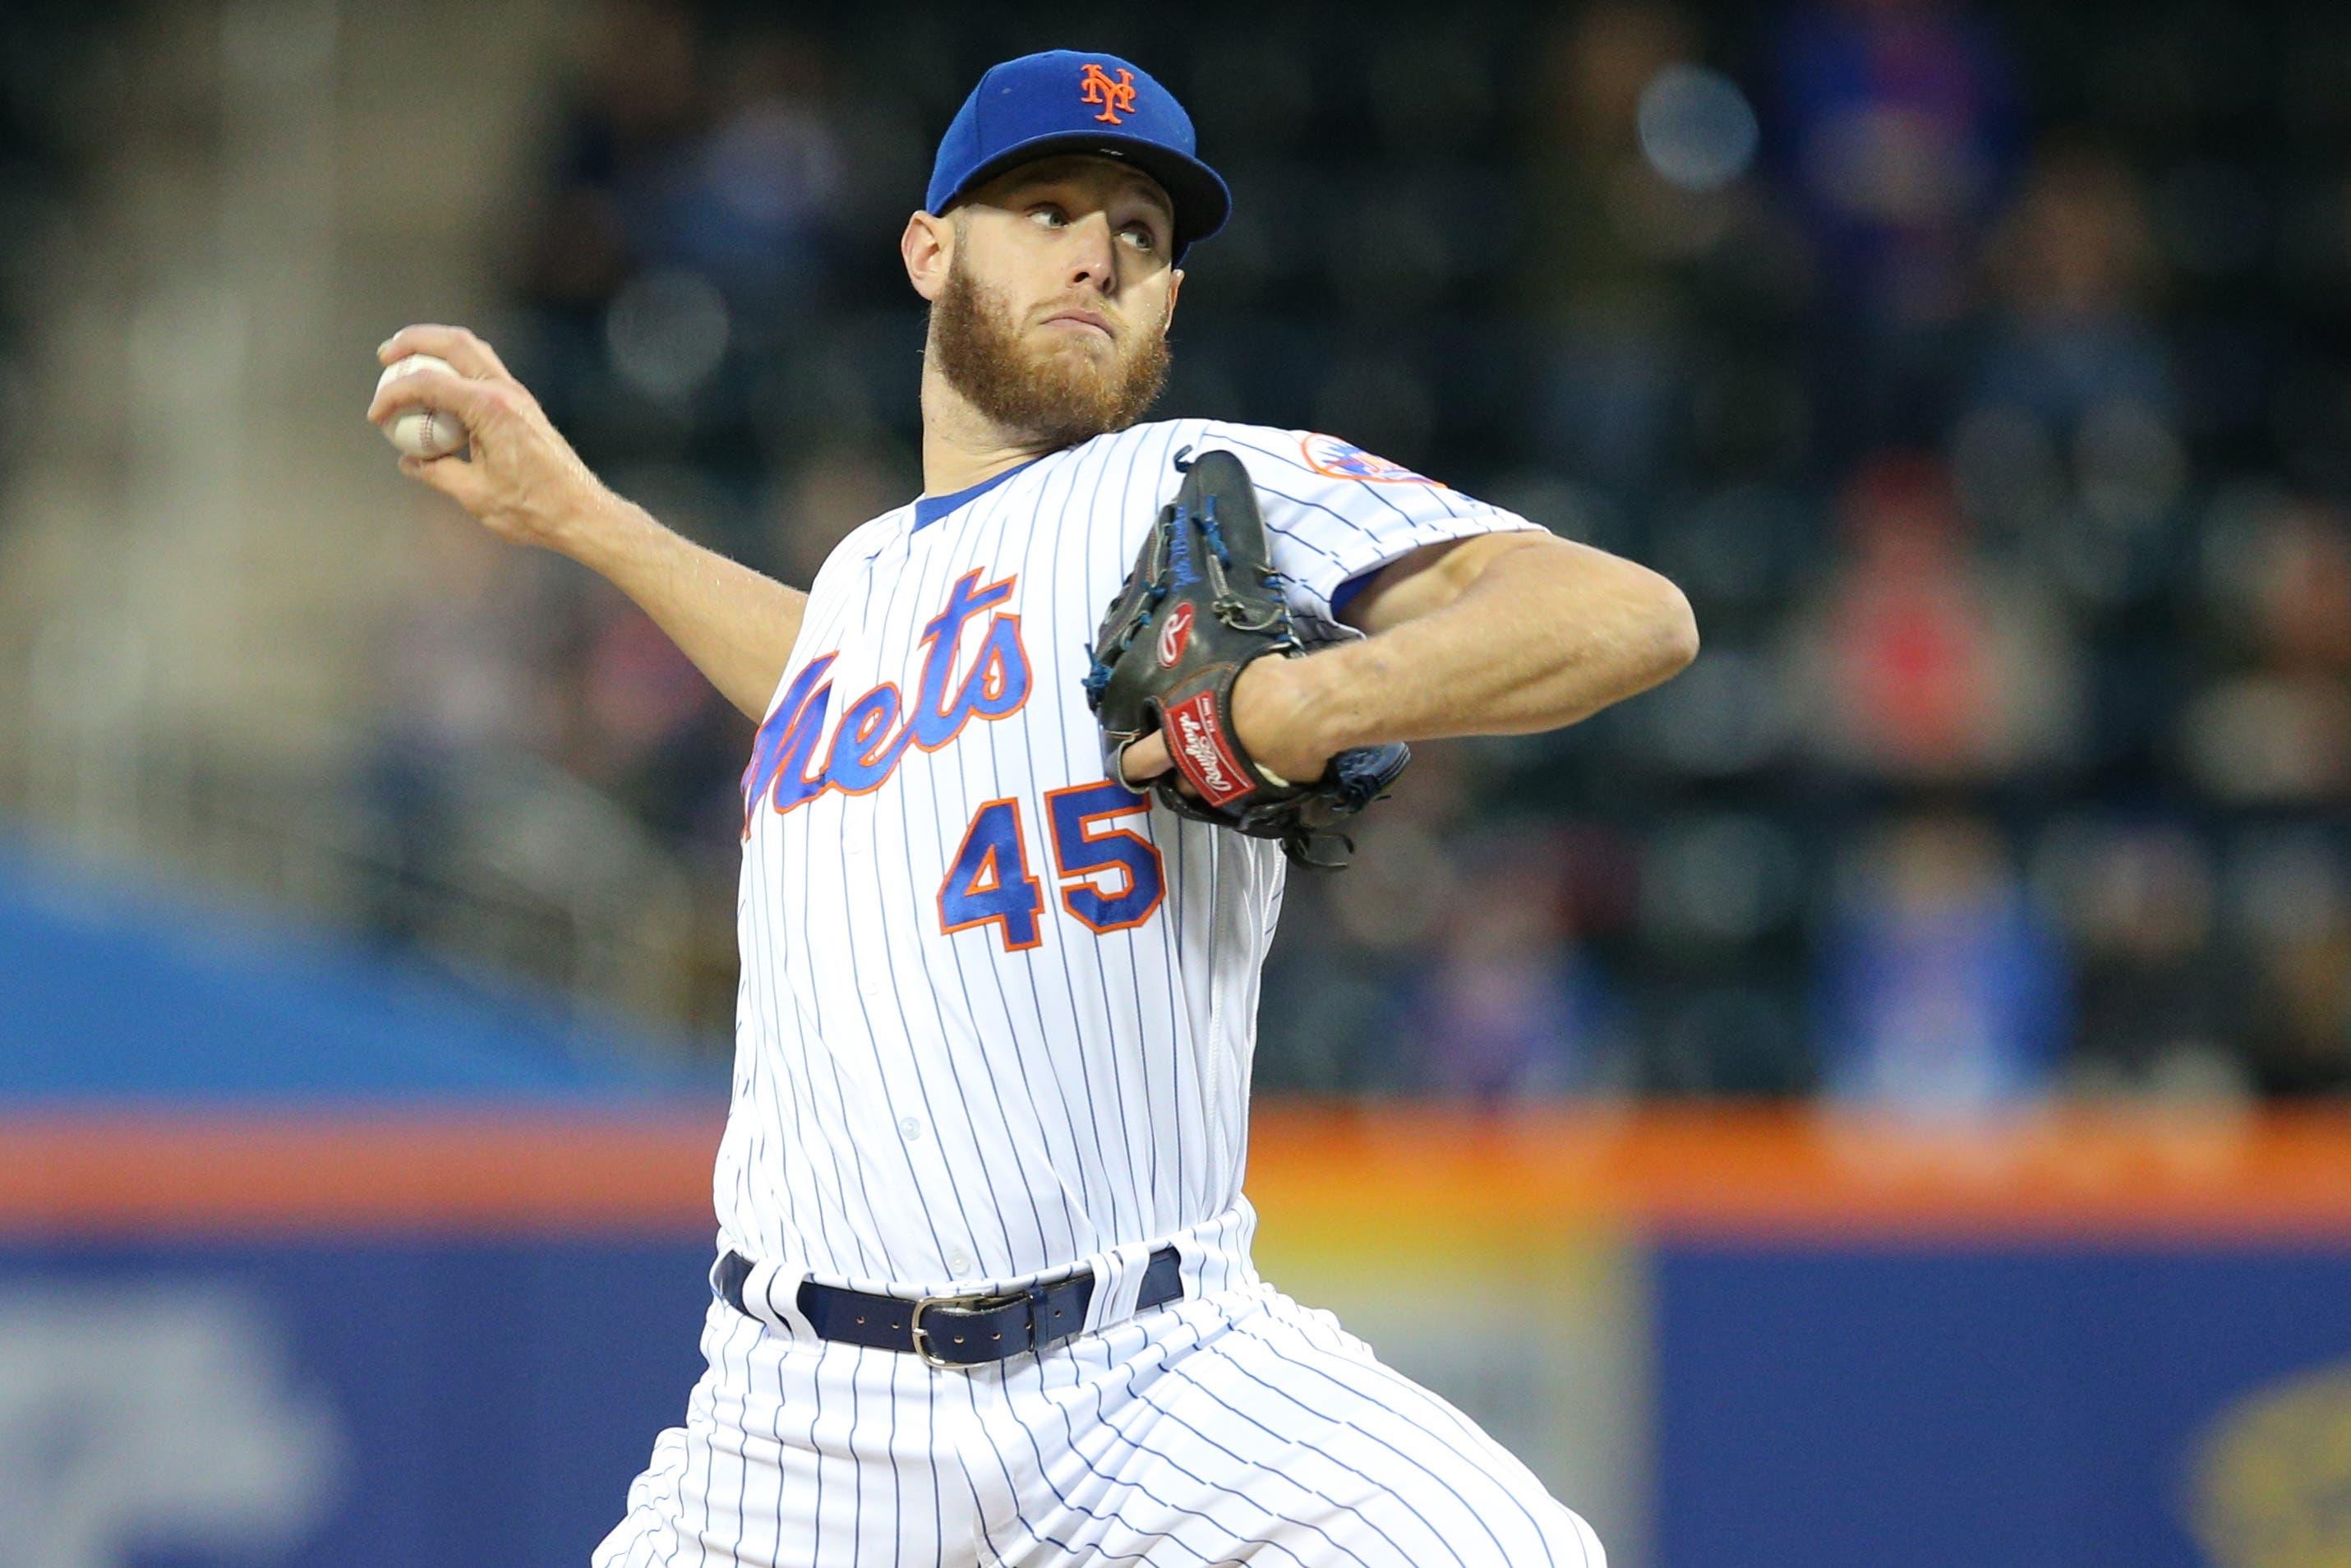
[1299,433,1435,484]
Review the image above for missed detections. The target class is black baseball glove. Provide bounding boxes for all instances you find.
[1083,447,1408,868]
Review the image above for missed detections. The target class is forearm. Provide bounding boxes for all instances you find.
[1298,537,1697,750]
[564,496,808,722]
[368,325,809,723]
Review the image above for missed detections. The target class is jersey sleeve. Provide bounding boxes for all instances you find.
[761,510,901,719]
[1196,424,1545,623]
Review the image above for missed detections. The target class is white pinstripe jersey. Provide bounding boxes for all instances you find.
[716,417,1537,1297]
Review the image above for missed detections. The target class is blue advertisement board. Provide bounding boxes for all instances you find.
[1653,1243,2351,1568]
[0,1238,716,1568]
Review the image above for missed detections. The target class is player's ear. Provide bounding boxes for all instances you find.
[1163,267,1183,337]
[903,210,952,302]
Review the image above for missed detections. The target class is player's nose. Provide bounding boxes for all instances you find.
[1064,212,1118,291]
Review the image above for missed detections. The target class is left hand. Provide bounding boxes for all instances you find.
[1118,654,1335,791]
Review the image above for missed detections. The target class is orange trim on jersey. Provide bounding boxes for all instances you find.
[1042,782,1168,934]
[823,681,910,797]
[971,614,1027,707]
[936,796,1046,952]
[755,573,1032,821]
[910,572,1024,736]
[740,655,838,839]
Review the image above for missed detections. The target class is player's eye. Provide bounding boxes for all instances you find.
[1028,204,1069,228]
[1119,222,1159,254]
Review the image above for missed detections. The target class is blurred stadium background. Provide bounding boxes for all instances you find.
[2,1,2349,1565]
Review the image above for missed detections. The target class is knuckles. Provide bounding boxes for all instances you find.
[370,330,562,480]
[378,324,501,373]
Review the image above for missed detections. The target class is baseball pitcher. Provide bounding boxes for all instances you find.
[368,48,1695,1568]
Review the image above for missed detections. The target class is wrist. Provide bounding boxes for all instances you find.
[1236,651,1348,782]
[1281,653,1348,764]
[551,485,647,571]
[1286,642,1380,758]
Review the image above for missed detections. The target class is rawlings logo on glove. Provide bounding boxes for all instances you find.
[1164,691,1250,805]
[1156,603,1194,666]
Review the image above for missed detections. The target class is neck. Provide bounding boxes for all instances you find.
[919,353,1062,496]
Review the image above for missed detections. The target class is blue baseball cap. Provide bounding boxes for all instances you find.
[926,50,1230,258]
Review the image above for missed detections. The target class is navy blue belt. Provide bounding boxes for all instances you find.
[715,1246,1183,1368]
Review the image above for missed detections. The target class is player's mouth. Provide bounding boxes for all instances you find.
[1039,308,1116,341]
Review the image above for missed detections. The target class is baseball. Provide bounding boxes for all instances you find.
[375,353,469,459]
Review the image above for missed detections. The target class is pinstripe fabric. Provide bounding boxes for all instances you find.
[592,1288,1603,1568]
[715,419,1539,1301]
[600,420,1587,1566]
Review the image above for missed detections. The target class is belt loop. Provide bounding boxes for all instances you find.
[760,1263,820,1341]
[716,1252,816,1340]
[1024,1280,1057,1354]
[1080,1239,1159,1335]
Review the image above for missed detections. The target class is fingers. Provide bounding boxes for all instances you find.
[1118,732,1173,788]
[367,365,500,432]
[398,451,490,510]
[1120,731,1204,800]
[377,323,515,384]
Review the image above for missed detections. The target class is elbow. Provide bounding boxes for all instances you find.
[1628,570,1699,689]
[1654,576,1700,676]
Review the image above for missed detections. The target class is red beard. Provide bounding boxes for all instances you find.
[929,260,1170,448]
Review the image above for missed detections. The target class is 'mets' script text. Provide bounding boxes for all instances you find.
[740,570,1031,829]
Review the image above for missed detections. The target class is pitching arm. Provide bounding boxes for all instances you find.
[367,325,805,723]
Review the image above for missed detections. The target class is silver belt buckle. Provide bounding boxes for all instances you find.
[909,1289,1024,1371]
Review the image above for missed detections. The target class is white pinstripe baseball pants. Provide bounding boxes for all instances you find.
[592,1281,1605,1567]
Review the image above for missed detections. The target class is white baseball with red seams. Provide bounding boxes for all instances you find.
[372,353,469,459]
[592,418,1608,1568]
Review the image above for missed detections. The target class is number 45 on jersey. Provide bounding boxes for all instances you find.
[938,782,1164,951]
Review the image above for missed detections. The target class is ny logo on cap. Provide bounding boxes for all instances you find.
[1079,62,1137,124]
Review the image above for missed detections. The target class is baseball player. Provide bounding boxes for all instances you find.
[370,48,1694,1568]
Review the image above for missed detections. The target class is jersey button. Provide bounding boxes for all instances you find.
[860,966,886,997]
[900,1116,922,1141]
[948,1252,973,1277]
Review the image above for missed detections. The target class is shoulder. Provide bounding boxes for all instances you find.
[1027,421,1217,512]
[1057,417,1382,473]
[1058,418,1215,472]
[1186,419,1307,470]
[1185,422,1455,492]
[1072,420,1373,494]
[808,507,911,591]
[841,507,913,560]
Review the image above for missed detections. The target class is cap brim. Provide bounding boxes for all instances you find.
[941,131,1231,256]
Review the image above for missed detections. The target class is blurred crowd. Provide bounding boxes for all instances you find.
[0,7,100,485]
[382,0,2351,1103]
